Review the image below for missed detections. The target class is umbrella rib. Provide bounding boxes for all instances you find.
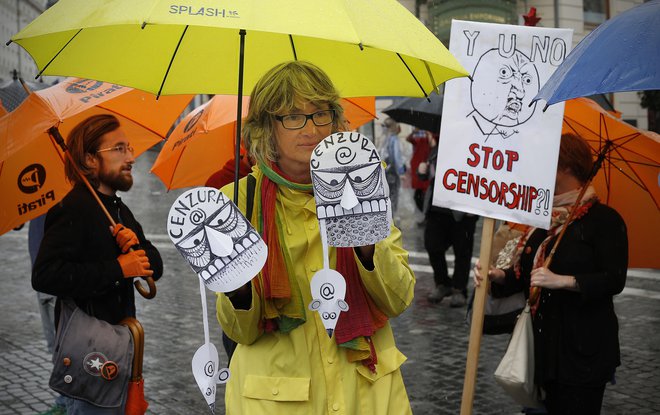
[167,143,189,191]
[423,62,439,94]
[342,98,377,118]
[157,25,189,98]
[608,145,657,206]
[35,28,83,78]
[605,135,660,166]
[396,53,428,99]
[605,154,659,168]
[94,105,165,138]
[48,130,67,164]
[288,35,298,61]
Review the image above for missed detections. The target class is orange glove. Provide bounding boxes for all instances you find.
[112,224,139,253]
[117,249,153,279]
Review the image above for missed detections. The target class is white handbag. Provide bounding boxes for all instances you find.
[493,303,544,408]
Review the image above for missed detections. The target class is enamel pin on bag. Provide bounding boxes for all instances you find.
[49,300,134,408]
[493,303,543,408]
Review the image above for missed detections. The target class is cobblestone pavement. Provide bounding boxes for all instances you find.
[1,152,659,414]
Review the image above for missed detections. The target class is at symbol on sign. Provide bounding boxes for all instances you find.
[204,361,215,377]
[320,283,335,300]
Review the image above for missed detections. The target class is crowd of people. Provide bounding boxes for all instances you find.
[25,61,628,415]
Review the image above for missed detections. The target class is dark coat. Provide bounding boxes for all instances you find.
[504,202,628,387]
[32,184,163,325]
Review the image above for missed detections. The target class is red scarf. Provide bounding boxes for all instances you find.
[514,186,598,314]
[255,163,388,370]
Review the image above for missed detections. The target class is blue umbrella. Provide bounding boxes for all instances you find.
[534,0,660,107]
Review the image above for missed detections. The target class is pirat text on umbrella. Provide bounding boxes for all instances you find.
[17,190,55,215]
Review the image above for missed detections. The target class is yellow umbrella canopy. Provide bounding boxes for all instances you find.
[10,0,468,98]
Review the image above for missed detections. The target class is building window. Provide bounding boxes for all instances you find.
[584,0,608,25]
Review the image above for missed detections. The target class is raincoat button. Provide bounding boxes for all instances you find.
[64,375,72,384]
[115,281,120,287]
[272,387,279,396]
[332,403,340,411]
[63,357,71,366]
[327,357,334,364]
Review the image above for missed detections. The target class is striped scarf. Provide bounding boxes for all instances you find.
[251,162,388,371]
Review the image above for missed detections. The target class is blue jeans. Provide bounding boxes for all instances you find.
[37,292,57,353]
[62,396,126,415]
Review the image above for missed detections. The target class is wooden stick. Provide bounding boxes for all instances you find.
[47,127,156,299]
[460,216,495,415]
[530,142,611,301]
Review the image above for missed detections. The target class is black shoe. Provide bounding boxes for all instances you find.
[449,289,467,308]
[428,286,452,303]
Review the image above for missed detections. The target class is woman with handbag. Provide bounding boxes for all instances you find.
[474,133,628,414]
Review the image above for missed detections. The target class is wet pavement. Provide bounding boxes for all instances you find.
[1,150,659,414]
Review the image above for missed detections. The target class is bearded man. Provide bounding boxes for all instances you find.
[33,114,163,414]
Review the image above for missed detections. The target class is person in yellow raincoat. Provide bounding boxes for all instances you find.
[216,61,415,414]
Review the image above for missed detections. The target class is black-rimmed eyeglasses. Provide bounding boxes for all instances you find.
[275,110,335,130]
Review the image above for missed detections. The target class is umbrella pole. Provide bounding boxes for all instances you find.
[47,127,157,299]
[233,29,247,204]
[532,141,612,285]
[460,216,495,415]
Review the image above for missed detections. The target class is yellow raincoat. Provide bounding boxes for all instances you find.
[217,172,415,414]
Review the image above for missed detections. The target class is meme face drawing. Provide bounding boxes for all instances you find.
[470,48,540,139]
[167,187,267,293]
[310,132,390,247]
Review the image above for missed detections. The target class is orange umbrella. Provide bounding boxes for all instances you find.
[563,97,660,269]
[151,95,376,190]
[0,78,193,236]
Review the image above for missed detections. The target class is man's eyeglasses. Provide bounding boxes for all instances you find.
[96,143,134,155]
[275,110,335,130]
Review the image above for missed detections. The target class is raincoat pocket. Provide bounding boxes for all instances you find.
[242,375,310,402]
[356,346,407,383]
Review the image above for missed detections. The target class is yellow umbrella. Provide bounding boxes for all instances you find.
[11,0,467,201]
[10,0,467,98]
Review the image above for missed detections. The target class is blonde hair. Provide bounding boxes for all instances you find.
[242,61,345,166]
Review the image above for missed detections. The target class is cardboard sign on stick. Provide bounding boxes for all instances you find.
[433,21,573,229]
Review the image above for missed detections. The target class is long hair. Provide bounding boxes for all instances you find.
[242,61,346,166]
[65,114,120,187]
[558,133,594,184]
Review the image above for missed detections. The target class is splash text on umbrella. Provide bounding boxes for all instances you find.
[168,5,239,18]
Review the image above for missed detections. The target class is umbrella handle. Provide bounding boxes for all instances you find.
[134,276,157,299]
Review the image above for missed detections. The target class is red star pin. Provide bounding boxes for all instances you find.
[523,7,542,26]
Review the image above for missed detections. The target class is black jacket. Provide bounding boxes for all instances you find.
[32,184,163,325]
[503,202,628,387]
